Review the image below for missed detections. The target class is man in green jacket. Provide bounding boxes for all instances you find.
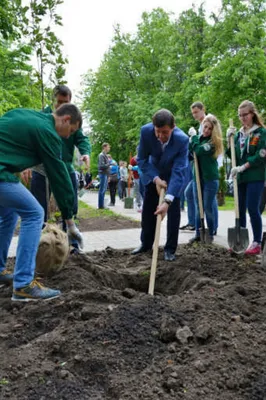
[0,104,83,301]
[22,85,91,237]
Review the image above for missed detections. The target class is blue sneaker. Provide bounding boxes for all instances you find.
[12,279,61,302]
[0,269,13,285]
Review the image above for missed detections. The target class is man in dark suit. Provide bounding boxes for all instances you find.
[131,109,189,261]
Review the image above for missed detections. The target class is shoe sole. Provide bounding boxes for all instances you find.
[11,294,61,302]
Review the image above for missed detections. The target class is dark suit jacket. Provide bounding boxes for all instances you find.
[137,123,189,198]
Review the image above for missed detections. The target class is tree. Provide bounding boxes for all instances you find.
[81,0,266,159]
[197,0,266,127]
[24,0,68,108]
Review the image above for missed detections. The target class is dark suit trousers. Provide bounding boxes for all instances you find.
[140,183,180,253]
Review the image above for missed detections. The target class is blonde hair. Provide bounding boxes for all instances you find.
[203,114,224,159]
[238,100,265,127]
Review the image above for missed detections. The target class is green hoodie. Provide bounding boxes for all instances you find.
[189,135,219,182]
[0,108,74,219]
[226,126,266,183]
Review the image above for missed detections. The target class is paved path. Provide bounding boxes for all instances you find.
[8,190,266,257]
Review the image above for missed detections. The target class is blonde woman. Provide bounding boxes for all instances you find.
[226,100,266,255]
[189,114,224,243]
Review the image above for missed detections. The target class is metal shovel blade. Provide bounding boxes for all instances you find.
[227,226,249,254]
[199,227,212,244]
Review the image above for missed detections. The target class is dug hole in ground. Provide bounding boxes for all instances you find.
[0,244,266,400]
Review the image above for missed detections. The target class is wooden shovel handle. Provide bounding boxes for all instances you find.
[229,119,240,219]
[194,152,204,219]
[148,188,165,295]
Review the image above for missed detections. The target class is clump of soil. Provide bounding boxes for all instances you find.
[1,245,266,400]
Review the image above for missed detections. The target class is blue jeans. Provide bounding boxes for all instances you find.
[238,181,264,243]
[139,176,145,200]
[180,191,185,210]
[133,178,142,207]
[193,180,219,237]
[98,173,108,208]
[185,180,195,227]
[0,182,44,289]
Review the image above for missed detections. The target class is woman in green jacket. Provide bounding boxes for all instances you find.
[189,114,224,244]
[226,100,266,255]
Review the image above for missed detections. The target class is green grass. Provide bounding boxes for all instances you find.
[77,200,138,221]
[218,196,235,211]
[218,196,266,215]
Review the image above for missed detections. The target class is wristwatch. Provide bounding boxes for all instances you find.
[163,198,172,206]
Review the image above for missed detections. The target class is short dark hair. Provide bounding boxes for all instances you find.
[55,104,82,128]
[191,101,204,110]
[152,109,175,128]
[102,142,110,150]
[53,85,72,100]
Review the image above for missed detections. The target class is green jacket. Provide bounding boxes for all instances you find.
[43,106,91,173]
[189,135,219,182]
[0,108,74,219]
[226,126,266,183]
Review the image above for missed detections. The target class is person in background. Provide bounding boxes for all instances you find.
[189,114,223,244]
[117,161,123,200]
[129,151,143,212]
[22,85,91,228]
[120,161,128,200]
[226,100,266,255]
[131,109,189,261]
[98,143,110,209]
[0,104,83,301]
[84,171,92,189]
[183,101,218,235]
[179,149,195,231]
[108,155,119,206]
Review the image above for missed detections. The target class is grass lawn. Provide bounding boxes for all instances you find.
[77,200,136,220]
[218,196,234,211]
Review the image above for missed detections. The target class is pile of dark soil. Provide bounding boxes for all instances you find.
[1,245,266,400]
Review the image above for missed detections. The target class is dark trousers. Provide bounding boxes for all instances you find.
[140,183,180,253]
[31,170,78,228]
[109,180,118,204]
[238,181,264,243]
[121,181,127,199]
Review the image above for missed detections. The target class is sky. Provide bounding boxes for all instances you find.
[56,0,222,98]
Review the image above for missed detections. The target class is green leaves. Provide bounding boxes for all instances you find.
[81,0,266,160]
[0,0,67,113]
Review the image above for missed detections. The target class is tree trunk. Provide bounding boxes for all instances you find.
[217,192,225,206]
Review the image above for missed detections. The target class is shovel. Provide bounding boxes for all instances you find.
[148,187,165,295]
[227,119,249,254]
[194,152,211,243]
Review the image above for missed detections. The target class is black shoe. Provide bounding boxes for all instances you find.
[164,251,176,261]
[131,245,151,255]
[180,224,189,230]
[213,230,217,236]
[189,236,201,244]
[180,224,195,231]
